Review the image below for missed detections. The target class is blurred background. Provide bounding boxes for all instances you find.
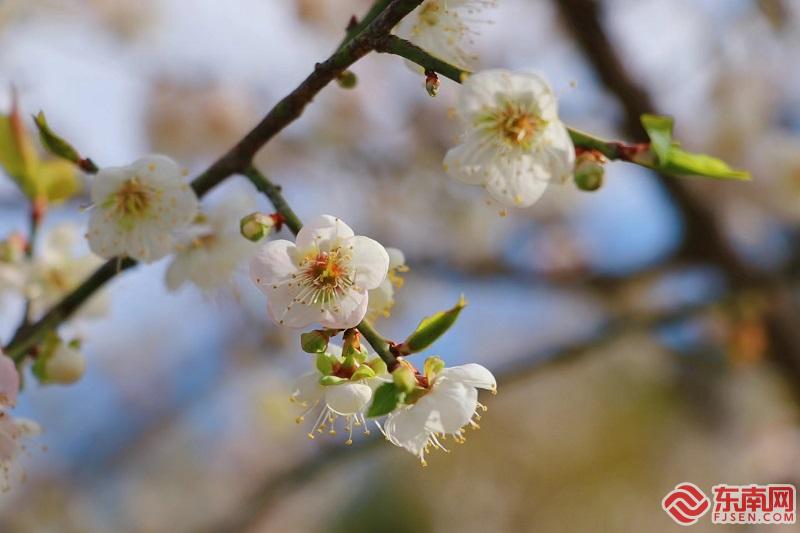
[1,0,800,531]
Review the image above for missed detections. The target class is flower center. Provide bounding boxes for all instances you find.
[419,1,441,26]
[297,249,354,305]
[480,103,545,151]
[108,178,154,218]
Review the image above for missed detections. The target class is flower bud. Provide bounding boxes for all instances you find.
[425,71,440,97]
[574,153,605,192]
[40,342,86,384]
[423,356,445,382]
[336,70,358,89]
[240,212,276,242]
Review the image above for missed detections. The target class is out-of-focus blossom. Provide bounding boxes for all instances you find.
[395,0,494,71]
[39,342,86,385]
[26,224,106,320]
[250,215,389,329]
[87,155,199,263]
[382,363,496,465]
[366,247,408,321]
[0,351,38,490]
[166,191,259,291]
[444,69,575,208]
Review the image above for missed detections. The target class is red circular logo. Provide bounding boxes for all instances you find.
[662,483,711,526]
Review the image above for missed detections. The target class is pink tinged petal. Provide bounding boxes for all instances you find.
[292,372,324,405]
[0,356,19,408]
[295,215,355,252]
[250,240,298,290]
[349,236,389,290]
[439,364,496,391]
[324,382,373,415]
[384,406,434,456]
[421,380,478,434]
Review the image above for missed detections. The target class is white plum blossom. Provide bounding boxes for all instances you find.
[366,247,408,321]
[444,69,575,208]
[291,345,388,444]
[166,190,259,291]
[0,352,39,489]
[394,0,493,71]
[87,155,199,263]
[382,363,496,465]
[250,215,389,329]
[26,224,107,320]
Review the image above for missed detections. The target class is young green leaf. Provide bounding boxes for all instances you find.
[33,111,81,165]
[640,114,673,164]
[402,295,467,354]
[367,382,405,418]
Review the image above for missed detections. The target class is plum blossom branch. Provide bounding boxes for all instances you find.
[243,166,397,367]
[3,0,425,362]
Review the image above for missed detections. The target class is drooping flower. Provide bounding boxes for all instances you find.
[291,344,388,444]
[366,247,408,321]
[444,69,575,208]
[382,362,496,465]
[250,215,389,329]
[394,0,493,71]
[166,190,259,291]
[26,223,106,320]
[86,154,199,263]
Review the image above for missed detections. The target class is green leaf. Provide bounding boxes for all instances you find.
[33,111,81,164]
[367,382,405,418]
[640,114,673,164]
[662,148,751,181]
[403,295,466,353]
[640,113,750,181]
[0,112,40,196]
[392,366,416,394]
[36,159,81,203]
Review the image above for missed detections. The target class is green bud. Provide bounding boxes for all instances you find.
[32,335,86,385]
[240,212,276,242]
[392,366,417,394]
[574,154,605,192]
[401,295,466,354]
[336,70,358,89]
[301,330,330,354]
[423,356,445,382]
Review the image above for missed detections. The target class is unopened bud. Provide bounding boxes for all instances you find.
[240,212,277,242]
[425,70,440,97]
[574,153,605,192]
[336,70,358,89]
[423,356,445,382]
[42,343,86,384]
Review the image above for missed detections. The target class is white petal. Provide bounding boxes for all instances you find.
[295,215,354,252]
[384,405,433,456]
[292,372,324,405]
[90,166,130,205]
[460,69,556,123]
[131,154,182,185]
[348,236,389,290]
[324,382,373,415]
[250,240,298,290]
[318,289,369,329]
[266,283,318,328]
[484,155,550,208]
[420,380,477,434]
[386,248,406,269]
[438,363,496,391]
[444,135,496,186]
